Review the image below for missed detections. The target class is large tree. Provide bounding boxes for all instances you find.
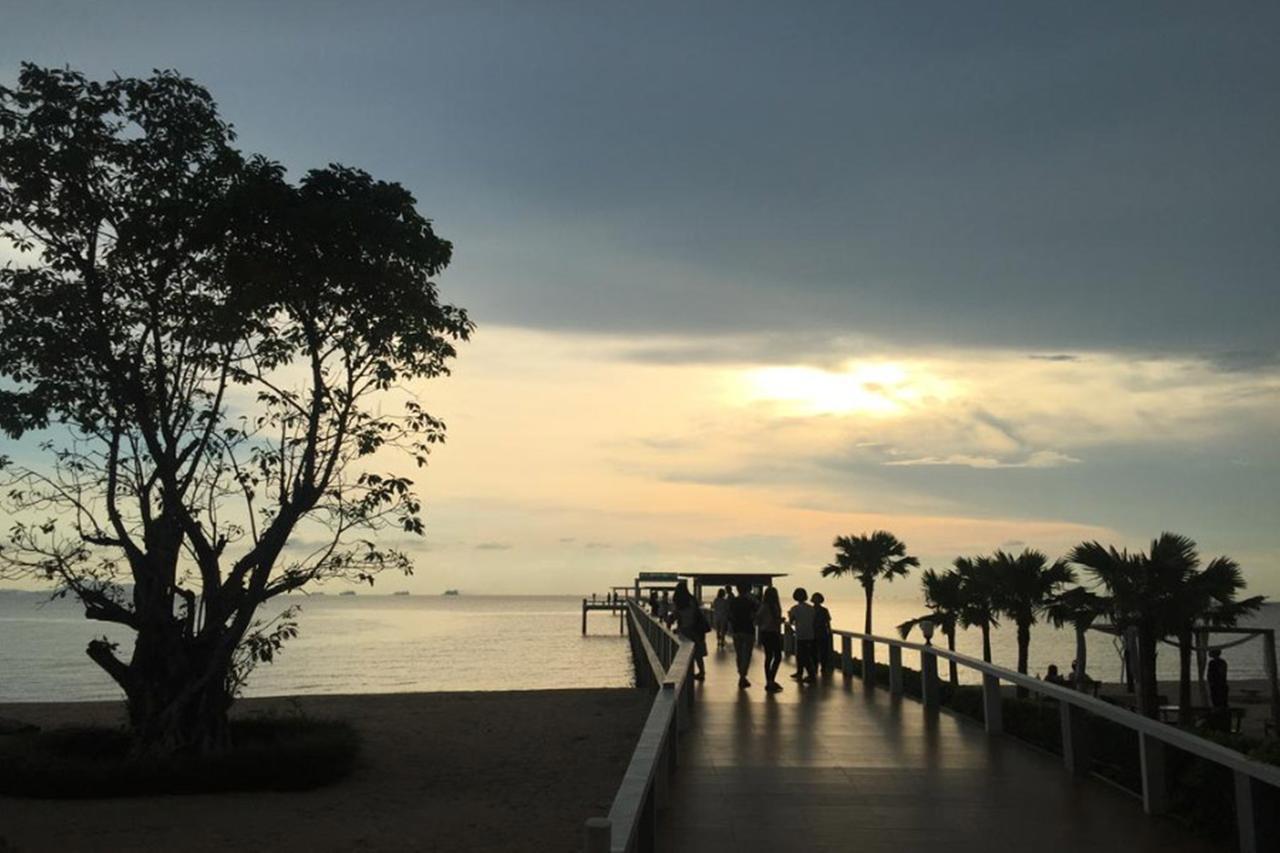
[821,530,918,634]
[0,65,471,755]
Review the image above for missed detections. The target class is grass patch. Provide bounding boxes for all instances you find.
[0,717,359,798]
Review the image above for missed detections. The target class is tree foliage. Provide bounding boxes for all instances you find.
[821,530,918,634]
[1069,533,1263,720]
[0,64,471,754]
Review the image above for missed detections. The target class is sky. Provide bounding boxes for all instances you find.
[2,2,1278,596]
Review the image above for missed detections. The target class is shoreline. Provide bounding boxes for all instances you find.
[0,688,651,852]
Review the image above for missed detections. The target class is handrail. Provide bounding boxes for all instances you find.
[831,627,1280,788]
[586,601,696,853]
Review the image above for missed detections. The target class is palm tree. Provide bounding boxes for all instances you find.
[822,530,919,634]
[990,548,1076,696]
[954,555,1001,663]
[898,567,963,686]
[1045,586,1106,691]
[1070,539,1163,717]
[1153,538,1264,725]
[1066,533,1265,720]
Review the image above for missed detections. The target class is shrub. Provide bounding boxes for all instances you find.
[0,717,359,798]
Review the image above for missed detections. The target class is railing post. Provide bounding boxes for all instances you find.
[921,649,940,709]
[861,639,876,685]
[583,817,611,853]
[982,673,1003,734]
[888,645,903,696]
[1235,770,1277,853]
[841,635,853,677]
[1138,732,1168,815]
[1060,702,1090,777]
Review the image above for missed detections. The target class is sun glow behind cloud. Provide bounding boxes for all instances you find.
[742,362,955,417]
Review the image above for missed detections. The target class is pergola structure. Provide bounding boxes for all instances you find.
[629,570,789,603]
[1095,622,1280,733]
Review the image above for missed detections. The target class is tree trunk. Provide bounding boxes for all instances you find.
[946,627,958,687]
[1074,627,1088,691]
[1016,619,1030,698]
[863,582,874,635]
[111,620,236,757]
[1136,626,1161,719]
[981,623,992,663]
[1177,628,1193,727]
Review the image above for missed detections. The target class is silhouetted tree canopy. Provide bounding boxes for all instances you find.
[0,63,471,754]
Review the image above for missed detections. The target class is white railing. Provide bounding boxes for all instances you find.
[584,601,695,853]
[830,628,1280,853]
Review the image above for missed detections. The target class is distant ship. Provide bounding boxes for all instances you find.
[442,589,460,596]
[392,590,410,596]
[339,590,357,597]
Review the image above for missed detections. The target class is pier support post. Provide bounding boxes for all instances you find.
[921,650,940,709]
[1138,733,1168,815]
[582,600,587,635]
[1060,702,1090,777]
[982,673,1002,734]
[584,818,611,853]
[888,645,903,696]
[861,639,876,686]
[841,635,853,677]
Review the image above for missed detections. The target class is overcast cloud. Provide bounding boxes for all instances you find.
[4,2,1278,358]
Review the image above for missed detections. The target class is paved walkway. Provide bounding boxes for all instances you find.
[658,644,1220,853]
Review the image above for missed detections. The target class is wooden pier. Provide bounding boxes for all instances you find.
[582,596,629,635]
[585,600,1280,853]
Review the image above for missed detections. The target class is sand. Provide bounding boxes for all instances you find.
[0,689,652,853]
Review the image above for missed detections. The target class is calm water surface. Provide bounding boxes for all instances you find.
[0,593,632,702]
[1,591,1276,702]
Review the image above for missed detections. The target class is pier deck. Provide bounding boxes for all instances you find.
[657,644,1219,853]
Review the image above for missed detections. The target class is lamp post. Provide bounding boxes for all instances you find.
[920,618,940,708]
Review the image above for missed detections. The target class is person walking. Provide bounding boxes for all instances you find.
[756,586,784,692]
[1207,648,1230,730]
[673,582,708,681]
[712,588,731,650]
[788,588,816,684]
[812,591,832,676]
[729,583,759,689]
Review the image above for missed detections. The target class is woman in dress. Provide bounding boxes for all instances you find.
[756,586,784,692]
[711,587,731,650]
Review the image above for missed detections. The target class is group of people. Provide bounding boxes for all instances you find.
[1041,661,1094,690]
[660,582,835,693]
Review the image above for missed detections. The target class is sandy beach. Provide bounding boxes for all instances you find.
[0,689,651,853]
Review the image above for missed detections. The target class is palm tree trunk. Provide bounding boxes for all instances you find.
[1016,619,1031,698]
[980,622,992,663]
[946,627,958,687]
[1074,627,1088,691]
[1137,626,1160,719]
[1177,628,1193,726]
[863,581,874,634]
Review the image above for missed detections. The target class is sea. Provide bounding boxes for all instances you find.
[1,590,1277,703]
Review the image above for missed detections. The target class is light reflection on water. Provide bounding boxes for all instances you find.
[0,593,633,702]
